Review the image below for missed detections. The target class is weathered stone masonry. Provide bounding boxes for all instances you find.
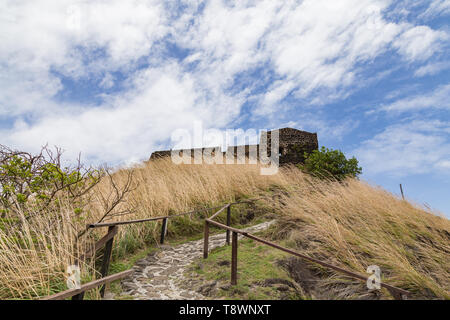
[149,127,319,166]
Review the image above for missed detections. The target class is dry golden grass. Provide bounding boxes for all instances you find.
[264,166,450,299]
[0,159,287,299]
[0,200,96,299]
[91,158,289,220]
[0,158,448,299]
[82,158,292,255]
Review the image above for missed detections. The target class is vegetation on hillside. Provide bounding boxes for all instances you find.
[0,145,134,299]
[300,146,362,181]
[0,145,101,218]
[0,151,290,299]
[262,167,449,299]
[188,237,301,300]
[0,147,448,300]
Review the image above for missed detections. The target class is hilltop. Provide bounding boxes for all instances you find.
[1,158,448,299]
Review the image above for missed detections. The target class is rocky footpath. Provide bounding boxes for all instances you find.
[116,220,276,300]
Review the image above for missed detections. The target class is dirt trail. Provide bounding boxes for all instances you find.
[115,220,275,300]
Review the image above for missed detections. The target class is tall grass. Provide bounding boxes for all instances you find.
[0,199,96,299]
[0,159,287,299]
[85,159,291,257]
[91,158,289,220]
[265,166,450,299]
[0,158,448,299]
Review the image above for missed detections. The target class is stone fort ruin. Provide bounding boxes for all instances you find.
[149,128,319,165]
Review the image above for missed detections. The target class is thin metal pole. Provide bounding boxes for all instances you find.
[400,184,405,200]
[160,218,168,244]
[231,231,238,285]
[226,205,231,245]
[203,220,209,259]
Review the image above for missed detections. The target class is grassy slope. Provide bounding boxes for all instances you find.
[262,169,450,299]
[187,236,302,300]
[1,158,448,299]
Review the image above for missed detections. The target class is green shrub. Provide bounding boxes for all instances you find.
[299,146,362,181]
[0,145,102,218]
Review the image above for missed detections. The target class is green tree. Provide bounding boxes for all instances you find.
[0,145,102,218]
[0,145,135,238]
[299,146,362,181]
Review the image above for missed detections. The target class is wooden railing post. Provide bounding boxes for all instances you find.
[99,225,117,297]
[203,220,210,259]
[231,231,238,285]
[71,292,85,300]
[160,218,168,244]
[387,287,407,300]
[226,205,231,245]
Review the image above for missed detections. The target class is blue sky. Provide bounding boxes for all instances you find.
[0,0,449,216]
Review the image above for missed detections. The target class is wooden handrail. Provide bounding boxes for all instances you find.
[208,204,230,220]
[44,196,278,300]
[244,233,410,297]
[80,226,118,261]
[204,203,410,300]
[41,269,133,300]
[207,218,246,234]
[87,204,231,229]
[86,197,267,229]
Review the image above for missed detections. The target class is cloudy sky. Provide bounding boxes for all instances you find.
[1,0,449,215]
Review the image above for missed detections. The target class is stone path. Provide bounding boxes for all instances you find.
[117,220,276,300]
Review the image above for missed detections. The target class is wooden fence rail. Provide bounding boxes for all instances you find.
[84,202,246,297]
[41,193,407,301]
[41,199,259,300]
[41,269,133,300]
[203,203,410,300]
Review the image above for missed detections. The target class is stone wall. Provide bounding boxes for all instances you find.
[266,128,318,165]
[149,127,318,166]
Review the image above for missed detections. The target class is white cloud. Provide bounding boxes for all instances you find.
[437,160,450,169]
[379,84,450,113]
[99,73,115,89]
[389,0,450,20]
[175,0,280,100]
[255,0,404,112]
[414,61,450,77]
[1,62,243,164]
[436,160,450,169]
[171,0,449,116]
[0,0,449,165]
[0,0,168,117]
[248,1,447,114]
[355,120,450,176]
[419,0,450,19]
[393,26,448,61]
